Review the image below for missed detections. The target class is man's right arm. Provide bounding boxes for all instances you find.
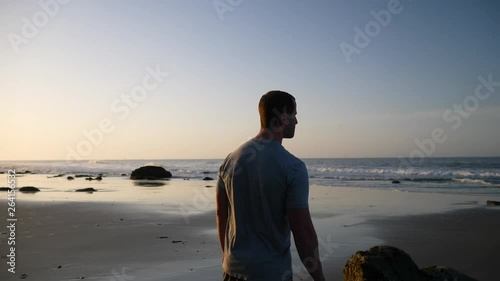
[288,207,326,281]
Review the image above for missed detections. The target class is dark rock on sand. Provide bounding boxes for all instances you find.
[85,177,94,181]
[203,177,214,181]
[0,187,13,192]
[344,245,421,281]
[48,174,65,178]
[76,187,97,192]
[392,180,401,184]
[75,174,91,178]
[344,245,477,281]
[130,166,172,180]
[421,266,477,281]
[121,173,127,176]
[67,176,75,180]
[95,176,103,180]
[172,240,185,244]
[486,200,500,206]
[19,186,40,192]
[205,185,214,188]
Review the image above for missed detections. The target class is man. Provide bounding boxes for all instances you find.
[216,90,326,281]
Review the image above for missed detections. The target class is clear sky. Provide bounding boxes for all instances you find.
[1,0,499,160]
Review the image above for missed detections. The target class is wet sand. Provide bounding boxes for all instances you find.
[365,207,500,281]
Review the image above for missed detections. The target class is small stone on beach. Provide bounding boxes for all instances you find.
[76,187,97,192]
[486,200,500,206]
[19,186,40,192]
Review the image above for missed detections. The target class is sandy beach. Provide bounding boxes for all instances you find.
[1,180,499,281]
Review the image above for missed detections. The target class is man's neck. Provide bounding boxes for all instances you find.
[254,128,283,144]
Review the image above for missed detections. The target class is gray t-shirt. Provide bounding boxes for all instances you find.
[217,138,309,281]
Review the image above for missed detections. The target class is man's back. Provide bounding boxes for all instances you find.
[217,138,309,280]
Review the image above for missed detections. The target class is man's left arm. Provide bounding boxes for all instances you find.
[216,176,229,252]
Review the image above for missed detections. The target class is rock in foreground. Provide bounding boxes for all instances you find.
[344,246,420,281]
[344,245,477,281]
[421,266,477,281]
[130,166,172,180]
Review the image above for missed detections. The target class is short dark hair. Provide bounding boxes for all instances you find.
[258,90,296,128]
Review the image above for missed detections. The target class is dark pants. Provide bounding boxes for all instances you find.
[223,272,293,281]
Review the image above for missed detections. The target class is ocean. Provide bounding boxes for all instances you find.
[1,157,499,195]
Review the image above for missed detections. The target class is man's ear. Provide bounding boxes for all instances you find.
[280,113,289,125]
